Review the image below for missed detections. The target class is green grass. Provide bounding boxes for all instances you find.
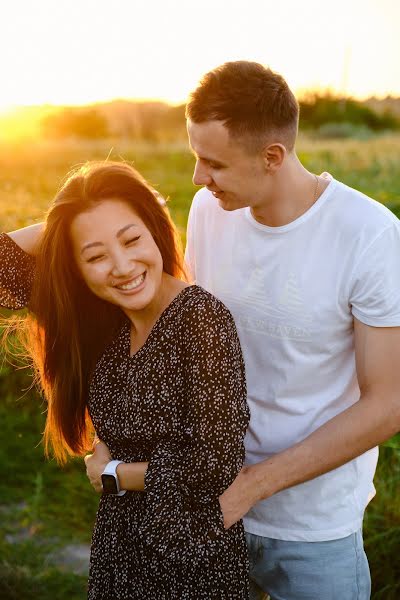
[1,134,400,599]
[0,537,87,600]
[364,444,400,599]
[297,134,400,209]
[0,139,196,244]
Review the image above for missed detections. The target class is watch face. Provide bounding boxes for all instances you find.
[101,473,119,495]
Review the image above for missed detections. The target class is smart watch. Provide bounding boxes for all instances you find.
[101,460,126,496]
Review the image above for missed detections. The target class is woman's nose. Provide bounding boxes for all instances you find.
[110,250,135,277]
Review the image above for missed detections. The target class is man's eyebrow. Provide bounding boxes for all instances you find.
[189,148,226,166]
[81,223,138,254]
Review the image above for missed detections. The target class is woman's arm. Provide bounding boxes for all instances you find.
[8,223,44,255]
[0,223,43,309]
[84,439,148,493]
[137,295,249,559]
[0,232,37,309]
[85,294,249,550]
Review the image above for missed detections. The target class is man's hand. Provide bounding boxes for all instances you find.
[219,466,261,529]
[84,438,112,493]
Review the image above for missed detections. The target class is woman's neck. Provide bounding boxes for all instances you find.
[125,273,188,355]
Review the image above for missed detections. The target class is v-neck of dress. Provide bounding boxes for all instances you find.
[123,284,197,359]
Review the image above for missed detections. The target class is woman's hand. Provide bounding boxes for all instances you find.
[84,438,112,493]
[85,438,148,493]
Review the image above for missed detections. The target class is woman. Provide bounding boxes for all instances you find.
[0,161,250,599]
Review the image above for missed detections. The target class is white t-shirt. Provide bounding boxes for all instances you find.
[185,178,400,541]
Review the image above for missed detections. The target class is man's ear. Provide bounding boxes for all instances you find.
[262,143,286,171]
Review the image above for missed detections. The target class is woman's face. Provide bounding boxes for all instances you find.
[70,198,164,317]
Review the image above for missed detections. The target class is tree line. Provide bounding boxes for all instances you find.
[40,95,400,141]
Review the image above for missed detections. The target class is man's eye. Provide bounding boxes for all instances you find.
[125,235,141,245]
[209,163,222,170]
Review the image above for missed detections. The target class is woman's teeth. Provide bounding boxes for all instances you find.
[117,273,145,290]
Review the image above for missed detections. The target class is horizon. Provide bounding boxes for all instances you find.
[2,87,400,117]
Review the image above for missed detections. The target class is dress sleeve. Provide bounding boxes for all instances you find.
[0,233,35,309]
[139,293,249,560]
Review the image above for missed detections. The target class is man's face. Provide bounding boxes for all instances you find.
[187,119,268,211]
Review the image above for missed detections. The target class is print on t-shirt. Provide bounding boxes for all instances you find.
[212,260,313,342]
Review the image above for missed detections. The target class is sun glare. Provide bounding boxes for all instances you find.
[0,0,398,139]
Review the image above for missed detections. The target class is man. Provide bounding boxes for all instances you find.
[185,60,400,599]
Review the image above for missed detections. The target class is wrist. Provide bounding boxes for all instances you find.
[115,462,148,492]
[246,459,281,503]
[101,460,126,496]
[240,464,262,504]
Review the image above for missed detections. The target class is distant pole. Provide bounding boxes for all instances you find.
[341,46,351,97]
[339,45,351,115]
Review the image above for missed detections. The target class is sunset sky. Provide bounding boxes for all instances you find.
[0,0,399,112]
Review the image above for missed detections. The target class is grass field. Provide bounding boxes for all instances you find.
[1,134,400,599]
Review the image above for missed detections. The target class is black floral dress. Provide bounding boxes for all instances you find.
[0,233,250,599]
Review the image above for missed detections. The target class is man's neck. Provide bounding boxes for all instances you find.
[251,157,330,227]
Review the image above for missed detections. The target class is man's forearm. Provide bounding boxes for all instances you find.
[8,223,44,255]
[248,391,400,502]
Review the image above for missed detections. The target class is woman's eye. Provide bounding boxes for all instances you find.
[125,235,141,245]
[87,254,104,263]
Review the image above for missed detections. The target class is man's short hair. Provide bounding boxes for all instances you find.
[186,61,299,153]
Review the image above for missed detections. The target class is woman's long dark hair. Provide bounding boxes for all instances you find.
[22,161,185,463]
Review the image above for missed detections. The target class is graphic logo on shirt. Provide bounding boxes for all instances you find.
[214,266,313,341]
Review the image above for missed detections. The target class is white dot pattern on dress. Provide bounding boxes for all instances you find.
[0,233,35,309]
[88,286,250,599]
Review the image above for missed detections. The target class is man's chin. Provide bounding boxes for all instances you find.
[218,198,240,212]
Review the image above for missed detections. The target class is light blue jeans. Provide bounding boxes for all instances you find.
[245,529,371,600]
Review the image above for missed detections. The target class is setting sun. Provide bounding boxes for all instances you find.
[0,0,399,114]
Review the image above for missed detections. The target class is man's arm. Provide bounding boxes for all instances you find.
[8,223,44,255]
[220,318,400,528]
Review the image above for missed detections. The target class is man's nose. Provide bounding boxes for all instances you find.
[192,160,212,186]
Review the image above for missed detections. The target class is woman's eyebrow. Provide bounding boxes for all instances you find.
[116,223,138,238]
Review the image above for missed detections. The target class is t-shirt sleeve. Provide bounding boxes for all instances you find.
[350,223,400,326]
[0,233,35,309]
[184,198,197,283]
[139,294,249,559]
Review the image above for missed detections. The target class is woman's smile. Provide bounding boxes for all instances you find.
[113,271,146,292]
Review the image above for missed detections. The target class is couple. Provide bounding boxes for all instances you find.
[2,61,400,600]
